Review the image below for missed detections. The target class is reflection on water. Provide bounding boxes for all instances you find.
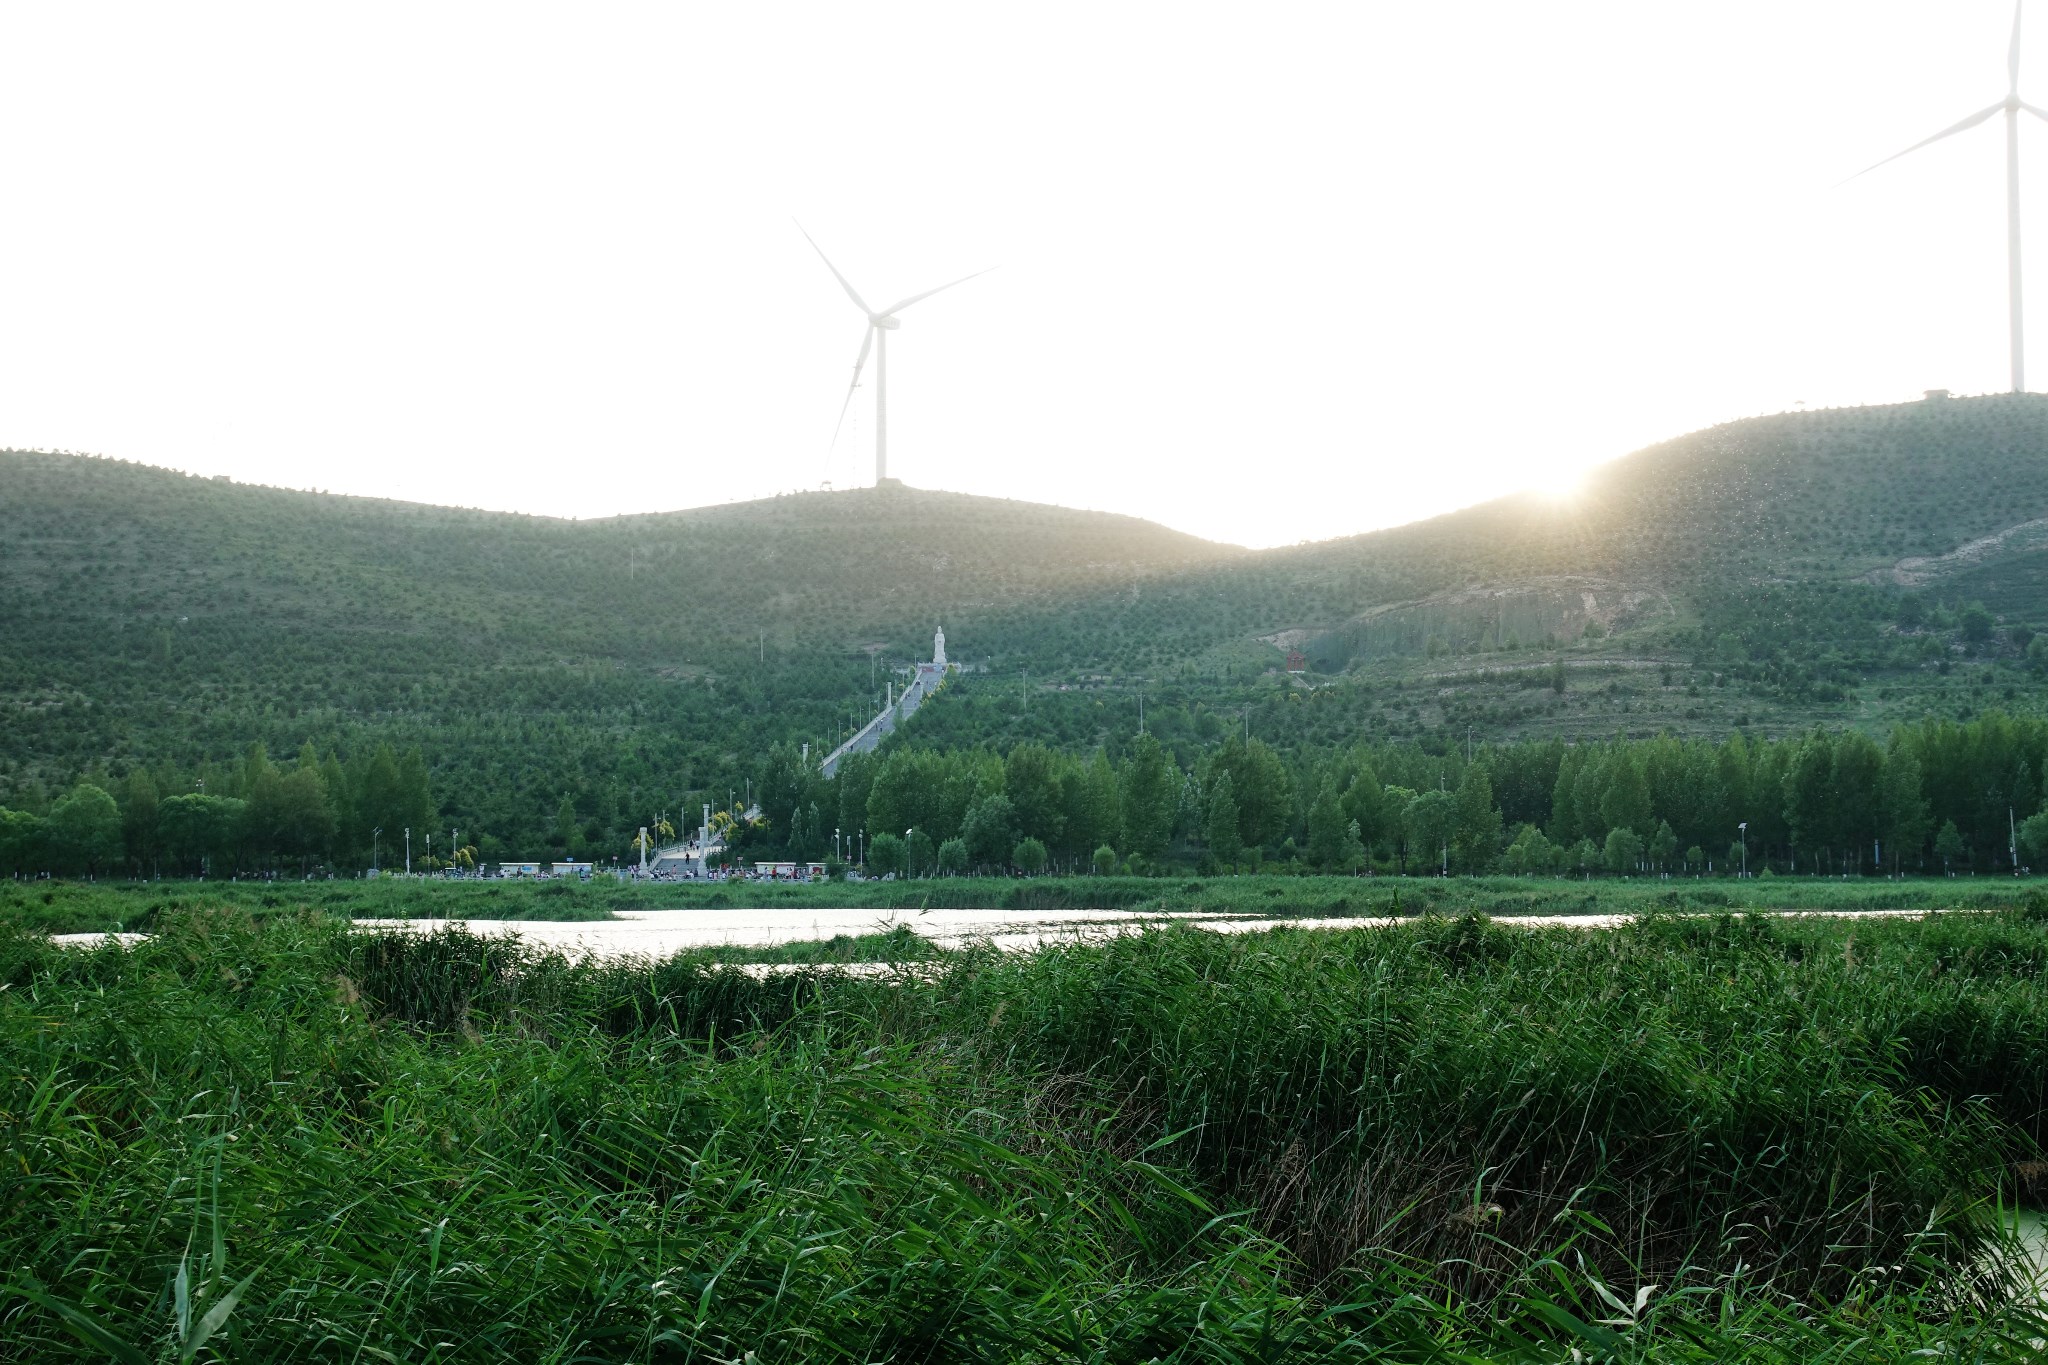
[2008,1210,2048,1299]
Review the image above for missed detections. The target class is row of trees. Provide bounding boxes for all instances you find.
[0,741,436,878]
[7,712,2047,881]
[740,712,2048,877]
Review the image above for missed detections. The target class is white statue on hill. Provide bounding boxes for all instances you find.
[933,625,946,668]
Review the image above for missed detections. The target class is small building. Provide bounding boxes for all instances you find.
[497,861,541,877]
[1286,651,1308,674]
[552,861,594,877]
[1925,388,1952,401]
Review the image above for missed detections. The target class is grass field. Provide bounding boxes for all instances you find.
[6,901,2048,1359]
[5,872,2042,937]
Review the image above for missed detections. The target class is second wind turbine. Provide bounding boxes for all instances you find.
[1852,1,2048,392]
[799,224,994,485]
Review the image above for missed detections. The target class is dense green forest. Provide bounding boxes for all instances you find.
[754,710,2048,879]
[5,391,2048,860]
[5,711,2047,881]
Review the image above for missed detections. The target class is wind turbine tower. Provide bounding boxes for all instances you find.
[798,224,994,485]
[1854,1,2046,392]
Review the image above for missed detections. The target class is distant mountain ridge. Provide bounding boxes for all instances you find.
[0,458,1240,660]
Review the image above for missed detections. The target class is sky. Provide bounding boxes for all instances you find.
[0,2,2041,547]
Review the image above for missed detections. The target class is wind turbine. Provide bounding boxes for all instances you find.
[798,224,994,485]
[1851,1,2046,392]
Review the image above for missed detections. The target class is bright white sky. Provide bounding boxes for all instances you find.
[0,3,2039,547]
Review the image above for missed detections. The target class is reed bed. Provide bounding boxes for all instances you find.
[4,904,2048,1360]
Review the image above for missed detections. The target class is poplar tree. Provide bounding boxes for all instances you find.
[118,769,159,874]
[1598,754,1652,842]
[1878,744,1932,872]
[1203,771,1241,866]
[1452,765,1503,872]
[1305,779,1346,871]
[48,784,123,876]
[1120,734,1176,860]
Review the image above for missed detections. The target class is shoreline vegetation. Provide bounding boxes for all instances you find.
[6,900,2048,1358]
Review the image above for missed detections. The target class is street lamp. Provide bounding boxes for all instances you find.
[1737,822,1748,879]
[372,827,382,874]
[404,827,411,875]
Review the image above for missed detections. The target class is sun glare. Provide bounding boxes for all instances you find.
[1538,469,1589,505]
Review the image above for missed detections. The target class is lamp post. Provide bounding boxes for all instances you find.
[404,827,411,875]
[372,827,382,875]
[1738,822,1748,879]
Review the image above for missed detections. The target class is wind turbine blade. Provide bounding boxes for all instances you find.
[830,327,875,447]
[2013,0,2025,96]
[794,221,875,316]
[878,266,999,318]
[2025,99,2048,123]
[1841,102,2004,183]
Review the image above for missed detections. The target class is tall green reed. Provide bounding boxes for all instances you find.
[4,907,2047,1361]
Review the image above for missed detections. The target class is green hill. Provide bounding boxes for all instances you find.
[907,393,2048,753]
[5,391,2048,856]
[0,459,1237,662]
[973,390,2048,669]
[1281,389,2048,644]
[0,458,1240,854]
